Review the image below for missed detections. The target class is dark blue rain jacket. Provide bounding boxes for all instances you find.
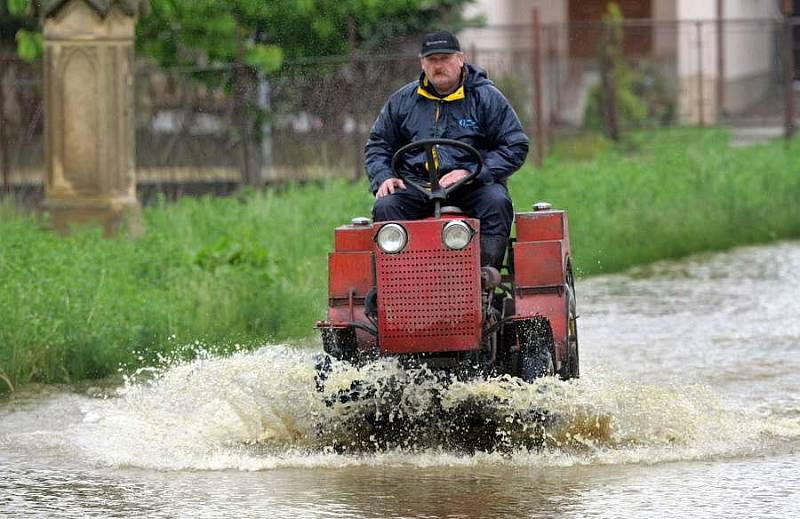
[365,63,529,194]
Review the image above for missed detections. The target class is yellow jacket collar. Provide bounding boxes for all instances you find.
[417,74,465,102]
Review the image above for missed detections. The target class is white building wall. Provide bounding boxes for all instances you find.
[675,3,715,78]
[460,0,516,53]
[675,0,779,121]
[675,0,776,78]
[725,0,781,19]
[723,0,780,80]
[459,0,567,52]
[676,0,715,20]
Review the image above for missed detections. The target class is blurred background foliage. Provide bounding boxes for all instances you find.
[2,0,40,61]
[583,3,676,134]
[1,0,479,70]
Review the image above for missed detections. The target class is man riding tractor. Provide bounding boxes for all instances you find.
[367,30,529,271]
[316,30,578,383]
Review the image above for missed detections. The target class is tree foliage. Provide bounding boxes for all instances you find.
[3,0,477,69]
[2,0,39,60]
[137,0,477,72]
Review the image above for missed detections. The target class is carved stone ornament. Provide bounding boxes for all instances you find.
[39,0,149,19]
[41,0,147,236]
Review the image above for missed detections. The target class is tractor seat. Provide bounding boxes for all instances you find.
[440,206,465,215]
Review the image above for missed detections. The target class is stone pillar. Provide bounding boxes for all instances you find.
[41,0,148,236]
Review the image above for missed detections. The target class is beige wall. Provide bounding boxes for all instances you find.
[725,0,780,19]
[675,0,777,78]
[462,0,567,26]
[459,0,515,52]
[723,0,780,80]
[653,0,678,57]
[460,0,568,52]
[674,0,778,121]
[524,0,568,25]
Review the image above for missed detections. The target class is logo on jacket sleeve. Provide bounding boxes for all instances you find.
[458,118,478,128]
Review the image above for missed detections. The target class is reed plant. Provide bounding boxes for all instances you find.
[1,128,798,392]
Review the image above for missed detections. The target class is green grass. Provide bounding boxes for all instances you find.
[1,128,799,393]
[513,129,800,275]
[0,183,373,393]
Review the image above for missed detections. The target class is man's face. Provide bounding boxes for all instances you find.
[420,52,465,94]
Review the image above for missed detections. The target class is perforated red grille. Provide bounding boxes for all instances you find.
[376,231,481,353]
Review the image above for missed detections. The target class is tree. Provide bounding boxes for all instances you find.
[137,0,476,68]
[583,3,675,138]
[2,0,41,60]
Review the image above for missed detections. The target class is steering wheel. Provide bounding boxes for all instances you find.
[390,138,483,203]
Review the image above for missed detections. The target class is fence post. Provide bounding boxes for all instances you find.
[0,56,9,194]
[783,0,795,140]
[233,16,262,188]
[548,26,561,122]
[696,21,705,127]
[531,8,545,166]
[601,15,620,141]
[716,0,725,120]
[348,16,362,181]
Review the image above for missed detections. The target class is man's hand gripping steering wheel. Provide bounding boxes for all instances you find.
[377,139,483,211]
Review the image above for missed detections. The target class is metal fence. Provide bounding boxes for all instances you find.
[1,16,799,203]
[0,54,42,203]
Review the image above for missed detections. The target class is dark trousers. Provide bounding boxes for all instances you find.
[372,182,513,237]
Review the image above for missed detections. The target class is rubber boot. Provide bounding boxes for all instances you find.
[480,235,508,270]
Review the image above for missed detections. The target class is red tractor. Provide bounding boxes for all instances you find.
[316,139,578,382]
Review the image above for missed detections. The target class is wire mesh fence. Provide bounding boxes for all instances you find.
[0,54,43,205]
[1,17,798,204]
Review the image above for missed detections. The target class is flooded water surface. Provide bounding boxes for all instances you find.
[2,241,799,518]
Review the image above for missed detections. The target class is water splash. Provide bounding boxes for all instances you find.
[59,344,799,471]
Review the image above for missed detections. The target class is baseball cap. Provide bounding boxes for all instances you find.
[419,30,461,58]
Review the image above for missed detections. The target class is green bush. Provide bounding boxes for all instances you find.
[583,61,676,131]
[583,3,675,131]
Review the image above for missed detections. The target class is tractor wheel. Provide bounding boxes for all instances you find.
[321,326,358,361]
[316,327,358,398]
[562,269,580,380]
[519,316,556,381]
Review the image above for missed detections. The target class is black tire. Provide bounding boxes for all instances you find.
[518,316,556,381]
[559,268,580,380]
[317,326,358,399]
[321,326,358,361]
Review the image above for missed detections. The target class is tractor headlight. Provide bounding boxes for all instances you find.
[376,223,408,253]
[442,220,473,250]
